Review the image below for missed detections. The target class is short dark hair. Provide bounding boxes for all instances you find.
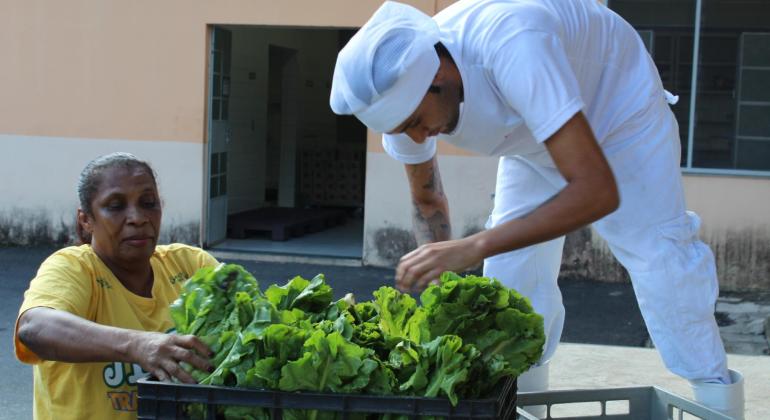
[428,43,455,95]
[434,42,451,59]
[76,152,158,244]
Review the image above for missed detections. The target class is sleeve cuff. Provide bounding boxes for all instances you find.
[14,308,44,364]
[531,97,584,143]
[382,135,437,164]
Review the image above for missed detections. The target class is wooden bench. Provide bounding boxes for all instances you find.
[227,207,347,241]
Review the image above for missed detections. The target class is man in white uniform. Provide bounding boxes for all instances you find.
[329,1,744,417]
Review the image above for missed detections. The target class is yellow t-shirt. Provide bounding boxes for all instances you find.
[14,243,219,420]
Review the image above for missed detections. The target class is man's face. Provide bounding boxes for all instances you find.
[388,80,462,144]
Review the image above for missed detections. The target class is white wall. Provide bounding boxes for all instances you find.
[363,152,499,266]
[0,134,204,244]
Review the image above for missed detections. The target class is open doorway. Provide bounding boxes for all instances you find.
[205,25,366,259]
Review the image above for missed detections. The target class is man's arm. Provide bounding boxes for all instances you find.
[405,155,451,245]
[396,111,619,291]
[473,111,619,255]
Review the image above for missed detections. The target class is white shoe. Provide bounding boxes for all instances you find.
[518,363,550,418]
[690,369,744,419]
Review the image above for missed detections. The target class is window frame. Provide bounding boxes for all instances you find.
[609,0,770,177]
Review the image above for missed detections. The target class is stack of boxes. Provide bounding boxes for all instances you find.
[300,146,365,208]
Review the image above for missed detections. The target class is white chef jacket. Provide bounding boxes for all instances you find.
[381,0,730,384]
[382,0,663,166]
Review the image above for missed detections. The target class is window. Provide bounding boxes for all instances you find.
[211,33,231,122]
[209,152,227,198]
[609,0,770,174]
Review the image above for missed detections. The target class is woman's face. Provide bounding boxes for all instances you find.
[80,165,162,266]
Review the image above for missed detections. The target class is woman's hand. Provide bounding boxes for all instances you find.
[128,332,213,384]
[395,237,484,292]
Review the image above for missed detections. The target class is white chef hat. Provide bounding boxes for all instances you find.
[329,1,441,133]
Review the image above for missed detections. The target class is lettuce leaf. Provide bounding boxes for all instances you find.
[417,272,545,394]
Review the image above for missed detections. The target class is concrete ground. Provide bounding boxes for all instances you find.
[1,246,768,419]
[549,343,769,419]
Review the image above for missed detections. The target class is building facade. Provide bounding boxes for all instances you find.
[2,0,768,291]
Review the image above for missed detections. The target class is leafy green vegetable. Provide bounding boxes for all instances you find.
[418,272,545,395]
[373,286,429,346]
[421,335,480,405]
[170,266,544,419]
[279,330,375,393]
[265,274,333,314]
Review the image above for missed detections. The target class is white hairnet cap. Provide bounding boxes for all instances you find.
[330,1,441,133]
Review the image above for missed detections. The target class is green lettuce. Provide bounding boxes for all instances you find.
[418,272,545,394]
[171,266,544,419]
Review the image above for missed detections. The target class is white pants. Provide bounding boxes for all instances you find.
[483,95,730,382]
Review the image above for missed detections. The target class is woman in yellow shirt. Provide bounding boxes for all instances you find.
[14,152,218,420]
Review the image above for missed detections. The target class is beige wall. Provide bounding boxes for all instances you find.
[2,2,206,142]
[683,175,770,230]
[3,0,768,290]
[683,175,770,291]
[0,0,433,245]
[0,0,435,143]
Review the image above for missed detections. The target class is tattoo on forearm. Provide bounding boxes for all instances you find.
[407,158,450,244]
[408,161,445,198]
[412,202,451,245]
[422,166,436,191]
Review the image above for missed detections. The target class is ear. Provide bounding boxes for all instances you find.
[432,62,447,85]
[77,209,93,234]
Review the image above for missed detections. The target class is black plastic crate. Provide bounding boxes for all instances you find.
[137,376,517,419]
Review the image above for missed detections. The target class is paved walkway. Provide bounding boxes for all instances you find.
[549,343,770,419]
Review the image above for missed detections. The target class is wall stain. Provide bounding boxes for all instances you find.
[367,224,770,292]
[711,228,770,292]
[371,223,485,267]
[161,222,200,245]
[371,227,417,266]
[561,227,630,284]
[562,226,770,292]
[0,209,71,246]
[0,209,200,248]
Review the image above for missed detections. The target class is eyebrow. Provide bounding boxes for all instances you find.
[100,187,156,198]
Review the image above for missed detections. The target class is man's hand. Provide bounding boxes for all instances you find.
[128,331,213,384]
[395,236,483,292]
